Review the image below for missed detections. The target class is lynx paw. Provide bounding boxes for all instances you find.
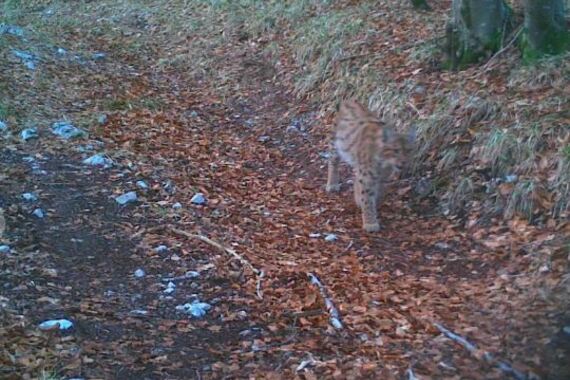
[363,223,381,232]
[326,184,341,193]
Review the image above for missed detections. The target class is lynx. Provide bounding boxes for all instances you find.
[326,100,414,232]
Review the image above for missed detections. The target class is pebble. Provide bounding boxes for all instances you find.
[115,191,137,205]
[324,233,338,242]
[51,121,85,139]
[164,281,176,294]
[136,180,149,189]
[22,192,38,201]
[83,154,113,167]
[175,301,212,318]
[97,114,108,124]
[154,245,168,253]
[32,208,45,218]
[0,24,24,37]
[134,268,145,278]
[191,193,206,205]
[92,52,106,60]
[20,128,38,141]
[39,319,73,330]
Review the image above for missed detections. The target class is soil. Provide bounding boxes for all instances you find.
[1,3,569,379]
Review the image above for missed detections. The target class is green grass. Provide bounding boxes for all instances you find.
[505,180,537,220]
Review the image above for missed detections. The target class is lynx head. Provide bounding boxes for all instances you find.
[381,125,416,176]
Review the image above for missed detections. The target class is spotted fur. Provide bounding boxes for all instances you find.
[326,100,414,232]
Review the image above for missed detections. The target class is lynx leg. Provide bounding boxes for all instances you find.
[326,147,341,192]
[356,170,380,232]
[353,175,362,207]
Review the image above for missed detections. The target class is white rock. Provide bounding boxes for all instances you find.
[134,268,145,278]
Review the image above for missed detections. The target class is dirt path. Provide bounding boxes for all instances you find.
[1,3,569,380]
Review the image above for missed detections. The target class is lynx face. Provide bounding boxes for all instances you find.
[326,100,414,232]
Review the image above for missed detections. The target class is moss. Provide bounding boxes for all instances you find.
[411,0,431,11]
[521,29,570,63]
[443,1,511,70]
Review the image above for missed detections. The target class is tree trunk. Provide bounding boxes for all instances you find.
[444,0,512,69]
[522,0,569,61]
[410,0,431,11]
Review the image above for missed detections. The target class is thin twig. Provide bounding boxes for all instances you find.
[307,273,343,329]
[478,26,523,74]
[171,228,264,299]
[434,323,528,380]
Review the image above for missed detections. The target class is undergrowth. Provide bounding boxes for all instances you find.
[3,0,569,223]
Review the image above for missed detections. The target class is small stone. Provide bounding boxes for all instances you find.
[324,233,338,242]
[191,193,206,205]
[12,49,33,61]
[32,208,45,218]
[115,191,137,205]
[83,154,113,167]
[172,202,182,209]
[51,121,85,139]
[435,242,451,250]
[97,114,108,125]
[22,192,38,201]
[175,300,212,318]
[237,310,248,320]
[39,319,73,330]
[20,128,38,141]
[286,125,300,134]
[12,50,36,70]
[185,271,200,278]
[1,24,24,37]
[0,245,11,254]
[136,180,149,189]
[239,329,252,337]
[92,52,106,60]
[257,135,270,143]
[154,245,168,253]
[164,281,176,294]
[134,268,145,278]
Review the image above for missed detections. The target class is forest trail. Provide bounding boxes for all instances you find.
[1,2,569,379]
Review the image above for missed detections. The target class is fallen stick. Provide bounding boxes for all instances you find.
[434,323,528,380]
[171,228,264,299]
[307,273,343,329]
